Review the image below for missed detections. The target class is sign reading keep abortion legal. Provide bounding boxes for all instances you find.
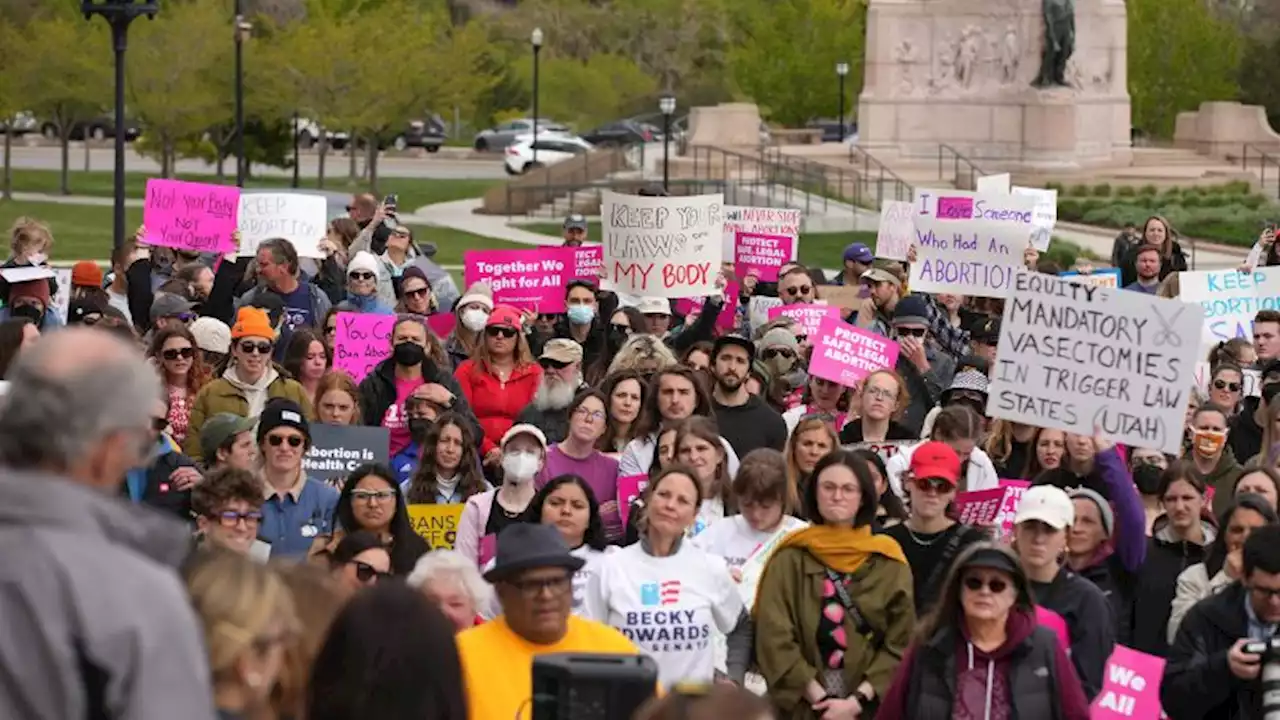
[1179,266,1280,349]
[909,190,1036,299]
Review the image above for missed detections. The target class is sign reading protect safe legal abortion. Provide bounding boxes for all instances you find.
[602,190,723,298]
[807,315,900,387]
[722,206,800,260]
[734,231,793,282]
[143,179,240,253]
[910,190,1035,298]
[464,247,574,313]
[987,269,1203,455]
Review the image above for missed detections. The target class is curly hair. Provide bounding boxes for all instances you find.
[191,467,263,517]
[148,325,212,400]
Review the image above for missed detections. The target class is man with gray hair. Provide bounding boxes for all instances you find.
[0,327,215,720]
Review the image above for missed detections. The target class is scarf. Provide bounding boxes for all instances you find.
[752,524,906,616]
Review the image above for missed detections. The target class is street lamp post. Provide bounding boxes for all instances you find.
[659,94,676,193]
[83,0,157,253]
[531,27,543,166]
[836,62,849,142]
[291,110,300,189]
[234,1,251,187]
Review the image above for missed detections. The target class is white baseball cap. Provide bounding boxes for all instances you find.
[1013,485,1075,530]
[636,297,672,316]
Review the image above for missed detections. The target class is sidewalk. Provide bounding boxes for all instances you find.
[408,198,553,246]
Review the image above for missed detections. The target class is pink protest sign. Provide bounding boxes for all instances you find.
[936,196,975,219]
[954,488,1004,526]
[1036,607,1070,651]
[734,231,794,282]
[478,534,498,566]
[538,244,604,284]
[674,283,738,331]
[769,303,842,338]
[994,480,1030,540]
[1092,645,1166,720]
[333,312,393,383]
[143,179,240,253]
[427,313,456,340]
[464,248,571,313]
[617,474,648,528]
[807,315,900,387]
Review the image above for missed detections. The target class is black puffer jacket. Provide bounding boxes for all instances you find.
[1162,581,1263,720]
[1130,514,1216,657]
[357,356,482,444]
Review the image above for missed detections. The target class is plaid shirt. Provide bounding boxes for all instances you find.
[920,293,970,359]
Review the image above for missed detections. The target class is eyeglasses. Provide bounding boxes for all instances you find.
[486,326,518,339]
[1213,379,1242,392]
[897,327,928,338]
[574,407,606,422]
[963,576,1009,594]
[266,434,304,448]
[344,204,355,212]
[353,561,390,584]
[784,285,812,297]
[151,417,169,432]
[507,574,573,598]
[610,324,631,334]
[238,341,273,355]
[914,477,954,494]
[213,510,263,526]
[1250,584,1280,599]
[351,488,397,503]
[762,348,794,361]
[865,386,895,401]
[541,358,570,370]
[404,287,430,300]
[161,347,195,361]
[349,271,376,281]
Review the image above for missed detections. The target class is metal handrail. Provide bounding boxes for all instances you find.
[1242,143,1280,199]
[848,145,914,206]
[937,144,986,189]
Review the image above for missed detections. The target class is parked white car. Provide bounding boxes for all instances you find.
[293,117,349,150]
[503,133,593,175]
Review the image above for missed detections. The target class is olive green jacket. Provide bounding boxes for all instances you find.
[754,547,915,719]
[184,374,313,461]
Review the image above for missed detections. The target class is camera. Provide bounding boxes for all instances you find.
[1244,637,1280,719]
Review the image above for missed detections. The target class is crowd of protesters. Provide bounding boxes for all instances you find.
[2,199,1280,720]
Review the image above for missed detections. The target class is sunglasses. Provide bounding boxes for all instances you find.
[762,348,794,361]
[1213,379,1242,392]
[161,347,195,361]
[914,476,954,493]
[541,358,570,370]
[239,341,273,355]
[349,271,376,281]
[213,510,263,526]
[794,334,808,344]
[324,325,337,336]
[151,417,169,432]
[897,327,928,338]
[963,576,1009,594]
[344,204,355,212]
[266,434,304,448]
[486,326,518,339]
[351,488,397,503]
[784,285,812,297]
[610,324,631,334]
[404,287,430,300]
[171,312,197,323]
[353,561,390,584]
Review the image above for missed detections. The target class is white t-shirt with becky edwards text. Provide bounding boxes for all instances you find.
[692,515,808,573]
[583,541,742,688]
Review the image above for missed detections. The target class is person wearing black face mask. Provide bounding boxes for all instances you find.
[1129,448,1170,535]
[390,395,444,486]
[357,315,483,463]
[0,278,58,330]
[1229,365,1280,463]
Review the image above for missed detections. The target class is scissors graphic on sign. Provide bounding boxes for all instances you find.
[1150,305,1186,348]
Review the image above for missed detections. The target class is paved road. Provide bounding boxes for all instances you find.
[6,145,508,180]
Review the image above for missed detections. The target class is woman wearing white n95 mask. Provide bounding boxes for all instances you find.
[444,281,495,370]
[455,424,547,567]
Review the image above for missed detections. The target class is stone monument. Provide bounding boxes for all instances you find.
[856,0,1131,170]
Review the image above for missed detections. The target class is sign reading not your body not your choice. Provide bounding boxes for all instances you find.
[601,190,724,298]
[986,269,1203,455]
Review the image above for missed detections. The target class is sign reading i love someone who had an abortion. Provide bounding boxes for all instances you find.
[909,190,1036,299]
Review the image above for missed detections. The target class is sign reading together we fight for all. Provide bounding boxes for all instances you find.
[463,247,575,313]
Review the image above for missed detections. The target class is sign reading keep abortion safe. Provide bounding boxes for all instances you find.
[602,191,723,298]
[1179,266,1280,349]
[988,269,1203,455]
[909,190,1036,298]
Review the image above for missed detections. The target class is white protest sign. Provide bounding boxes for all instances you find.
[722,205,800,260]
[52,268,72,322]
[1061,269,1121,289]
[876,200,913,261]
[237,193,328,258]
[910,190,1035,298]
[1012,186,1056,251]
[989,269,1203,455]
[976,173,1010,194]
[1179,266,1280,351]
[1194,361,1261,398]
[602,191,723,298]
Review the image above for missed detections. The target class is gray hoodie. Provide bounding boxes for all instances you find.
[0,468,215,720]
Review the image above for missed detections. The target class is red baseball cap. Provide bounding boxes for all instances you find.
[908,441,961,486]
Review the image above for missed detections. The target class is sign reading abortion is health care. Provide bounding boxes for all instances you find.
[601,190,723,298]
[987,269,1203,455]
[464,247,575,313]
[909,190,1036,298]
[303,424,389,485]
[1179,266,1280,349]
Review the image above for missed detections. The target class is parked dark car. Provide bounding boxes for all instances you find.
[41,116,141,142]
[580,119,659,147]
[391,117,446,152]
[806,118,856,143]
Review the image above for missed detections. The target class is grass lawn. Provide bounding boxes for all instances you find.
[520,221,1094,267]
[0,199,526,264]
[6,169,499,213]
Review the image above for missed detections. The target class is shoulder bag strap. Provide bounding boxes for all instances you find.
[825,567,885,650]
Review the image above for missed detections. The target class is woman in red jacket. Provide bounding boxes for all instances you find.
[454,305,542,469]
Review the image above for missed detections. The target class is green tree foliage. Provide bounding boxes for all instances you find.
[1128,0,1243,138]
[507,53,658,129]
[1236,34,1280,130]
[726,0,867,126]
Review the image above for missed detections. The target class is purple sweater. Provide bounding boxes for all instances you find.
[536,446,623,542]
[1095,446,1147,572]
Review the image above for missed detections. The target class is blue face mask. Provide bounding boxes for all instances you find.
[566,305,595,326]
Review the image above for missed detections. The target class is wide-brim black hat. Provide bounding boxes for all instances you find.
[483,524,585,583]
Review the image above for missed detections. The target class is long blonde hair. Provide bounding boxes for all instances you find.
[186,549,297,681]
[469,321,534,371]
[786,416,839,495]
